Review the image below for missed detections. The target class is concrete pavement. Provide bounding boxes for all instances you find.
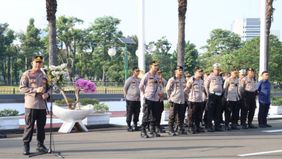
[0,120,282,159]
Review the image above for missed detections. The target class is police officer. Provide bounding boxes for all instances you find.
[185,67,206,134]
[166,66,186,136]
[123,67,141,132]
[139,61,162,138]
[19,55,49,155]
[223,69,240,130]
[205,63,224,132]
[237,69,246,127]
[156,70,167,133]
[240,68,257,129]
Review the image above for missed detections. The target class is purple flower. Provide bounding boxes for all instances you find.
[75,79,96,93]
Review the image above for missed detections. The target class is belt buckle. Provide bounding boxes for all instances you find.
[215,92,221,96]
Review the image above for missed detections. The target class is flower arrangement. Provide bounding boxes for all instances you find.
[47,63,96,109]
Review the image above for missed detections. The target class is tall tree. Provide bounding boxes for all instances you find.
[46,0,57,66]
[204,29,241,54]
[0,23,15,84]
[184,41,198,74]
[148,37,173,79]
[177,0,187,68]
[20,18,44,70]
[265,0,274,70]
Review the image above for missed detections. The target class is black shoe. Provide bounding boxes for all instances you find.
[215,127,223,132]
[248,123,257,129]
[151,132,161,137]
[36,144,48,153]
[127,126,133,132]
[266,124,272,127]
[225,125,231,131]
[23,144,30,155]
[196,127,205,133]
[133,125,140,131]
[207,127,214,132]
[259,124,267,128]
[141,131,149,138]
[241,124,248,129]
[231,125,240,130]
[168,131,177,136]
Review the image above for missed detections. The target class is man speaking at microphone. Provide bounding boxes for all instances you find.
[19,55,49,155]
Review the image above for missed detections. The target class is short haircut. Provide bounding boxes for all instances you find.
[132,67,139,71]
[261,70,269,75]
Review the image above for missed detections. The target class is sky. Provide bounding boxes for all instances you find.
[0,0,281,52]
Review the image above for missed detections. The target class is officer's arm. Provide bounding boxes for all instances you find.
[166,78,173,98]
[223,78,229,92]
[184,80,192,95]
[123,78,130,97]
[204,76,211,96]
[19,74,36,96]
[256,80,262,93]
[139,76,146,94]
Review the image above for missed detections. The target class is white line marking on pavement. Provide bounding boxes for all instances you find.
[262,129,282,133]
[238,150,282,157]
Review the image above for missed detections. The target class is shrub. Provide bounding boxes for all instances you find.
[272,97,282,106]
[93,103,109,113]
[164,101,171,110]
[80,98,99,105]
[0,109,19,117]
[54,98,75,106]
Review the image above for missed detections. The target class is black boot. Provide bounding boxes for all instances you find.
[168,127,176,136]
[150,126,161,137]
[23,143,30,155]
[133,123,139,131]
[140,124,149,138]
[37,143,48,153]
[127,126,133,132]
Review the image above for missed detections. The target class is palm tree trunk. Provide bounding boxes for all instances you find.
[265,0,274,70]
[46,0,57,66]
[177,0,187,68]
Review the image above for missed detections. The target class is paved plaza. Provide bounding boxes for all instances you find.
[0,120,282,159]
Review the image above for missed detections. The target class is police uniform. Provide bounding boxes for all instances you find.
[166,75,186,135]
[205,64,224,132]
[240,73,257,129]
[223,76,240,130]
[19,56,49,155]
[124,75,141,131]
[139,71,161,138]
[156,76,167,133]
[185,76,205,133]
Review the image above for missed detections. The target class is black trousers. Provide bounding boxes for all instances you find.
[23,108,47,145]
[225,101,239,126]
[207,94,222,128]
[258,103,270,126]
[141,99,160,129]
[241,91,256,125]
[126,100,141,127]
[188,102,204,128]
[156,101,164,128]
[168,102,186,131]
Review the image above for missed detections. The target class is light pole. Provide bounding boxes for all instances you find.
[108,37,135,81]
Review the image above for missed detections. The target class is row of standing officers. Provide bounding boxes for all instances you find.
[123,61,271,138]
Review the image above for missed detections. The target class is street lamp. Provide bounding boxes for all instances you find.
[107,37,135,81]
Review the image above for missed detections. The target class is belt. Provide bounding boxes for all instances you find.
[210,92,222,96]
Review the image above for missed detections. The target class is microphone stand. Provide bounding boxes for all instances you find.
[29,85,64,158]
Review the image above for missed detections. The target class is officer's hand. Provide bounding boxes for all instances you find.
[42,93,49,100]
[36,87,45,93]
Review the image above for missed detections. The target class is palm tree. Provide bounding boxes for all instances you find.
[265,0,274,70]
[177,0,187,68]
[46,0,57,66]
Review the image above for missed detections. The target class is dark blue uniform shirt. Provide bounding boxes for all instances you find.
[256,80,271,105]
